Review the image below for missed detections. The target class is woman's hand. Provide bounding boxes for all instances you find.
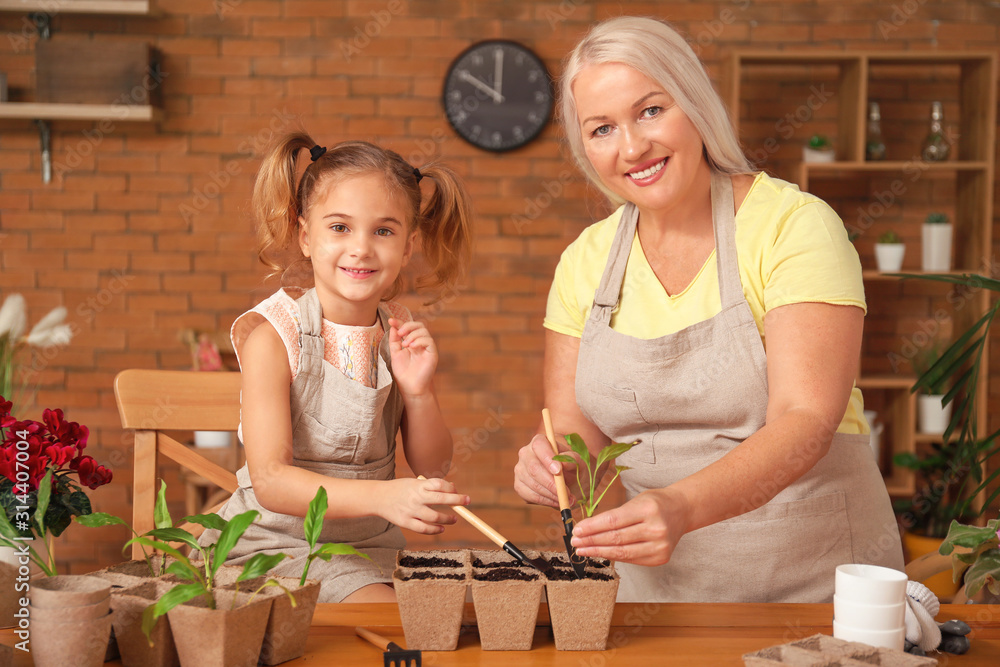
[570,488,692,566]
[513,433,579,509]
[377,477,469,534]
[388,318,436,398]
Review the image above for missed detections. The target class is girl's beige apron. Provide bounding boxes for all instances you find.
[202,288,405,602]
[575,172,903,603]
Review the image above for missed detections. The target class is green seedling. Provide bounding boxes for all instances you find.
[925,212,949,224]
[878,231,902,244]
[75,480,175,576]
[126,509,293,643]
[552,434,637,518]
[299,486,371,587]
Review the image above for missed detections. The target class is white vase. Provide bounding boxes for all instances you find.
[918,394,953,434]
[874,243,905,272]
[194,431,232,448]
[921,224,953,272]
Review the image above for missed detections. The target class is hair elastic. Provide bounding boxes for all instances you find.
[309,145,327,162]
[412,167,423,183]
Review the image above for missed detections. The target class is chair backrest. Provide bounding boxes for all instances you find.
[114,369,242,558]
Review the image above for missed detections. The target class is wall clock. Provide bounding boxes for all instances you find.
[442,40,553,152]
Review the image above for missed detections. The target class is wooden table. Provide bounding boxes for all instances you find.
[3,602,998,665]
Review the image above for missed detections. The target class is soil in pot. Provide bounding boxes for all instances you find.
[394,566,469,651]
[111,580,179,667]
[91,555,178,592]
[396,548,469,569]
[471,553,543,651]
[165,589,273,667]
[542,551,620,651]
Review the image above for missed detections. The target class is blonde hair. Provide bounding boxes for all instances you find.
[251,133,473,302]
[559,16,753,206]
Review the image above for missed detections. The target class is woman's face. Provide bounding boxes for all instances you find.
[573,62,708,214]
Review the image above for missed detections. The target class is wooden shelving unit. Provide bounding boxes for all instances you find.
[0,102,161,122]
[0,0,151,14]
[728,51,997,497]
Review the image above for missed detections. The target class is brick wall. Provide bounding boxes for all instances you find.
[0,0,998,573]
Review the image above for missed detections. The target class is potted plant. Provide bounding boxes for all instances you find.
[911,343,953,435]
[180,329,233,448]
[127,510,292,667]
[922,212,953,272]
[803,134,836,163]
[875,231,905,272]
[469,548,544,650]
[393,549,470,651]
[938,518,1000,604]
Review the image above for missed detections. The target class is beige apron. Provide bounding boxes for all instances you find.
[203,288,405,602]
[575,172,903,603]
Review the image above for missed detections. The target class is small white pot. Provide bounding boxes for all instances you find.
[921,223,953,272]
[803,146,836,163]
[918,394,953,434]
[194,430,232,448]
[874,243,905,272]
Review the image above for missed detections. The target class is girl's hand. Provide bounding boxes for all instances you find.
[570,488,691,566]
[388,318,437,398]
[513,433,578,509]
[378,477,469,534]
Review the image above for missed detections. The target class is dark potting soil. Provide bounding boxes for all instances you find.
[398,555,462,568]
[399,571,465,581]
[473,568,538,582]
[472,557,526,568]
[546,568,613,581]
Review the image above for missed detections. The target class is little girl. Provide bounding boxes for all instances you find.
[206,133,474,603]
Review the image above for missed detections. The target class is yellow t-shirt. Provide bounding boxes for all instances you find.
[544,172,868,434]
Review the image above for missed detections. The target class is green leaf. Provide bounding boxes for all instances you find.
[126,536,196,575]
[142,584,206,640]
[237,553,288,582]
[564,433,590,464]
[961,548,1000,597]
[303,487,328,550]
[35,468,53,536]
[596,440,638,469]
[551,454,575,464]
[939,519,1000,554]
[145,527,200,551]
[180,513,227,532]
[154,481,172,530]
[75,512,127,528]
[0,505,18,540]
[212,510,259,579]
[314,542,371,561]
[165,560,200,583]
[62,490,92,516]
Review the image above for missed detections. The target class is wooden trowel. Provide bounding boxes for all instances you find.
[542,408,586,579]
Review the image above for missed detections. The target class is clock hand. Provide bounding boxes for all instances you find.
[458,69,505,104]
[493,49,503,103]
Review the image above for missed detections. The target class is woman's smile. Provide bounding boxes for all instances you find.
[626,157,668,184]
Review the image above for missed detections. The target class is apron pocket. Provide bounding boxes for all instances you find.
[295,412,361,464]
[581,381,656,464]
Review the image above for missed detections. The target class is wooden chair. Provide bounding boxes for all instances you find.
[114,369,242,559]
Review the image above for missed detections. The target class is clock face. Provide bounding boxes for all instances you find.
[442,40,553,152]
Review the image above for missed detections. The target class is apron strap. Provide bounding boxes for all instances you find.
[592,203,639,312]
[709,171,744,309]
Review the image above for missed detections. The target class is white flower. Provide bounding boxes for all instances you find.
[25,306,72,347]
[0,294,27,340]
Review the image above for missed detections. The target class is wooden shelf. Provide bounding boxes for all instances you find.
[0,102,161,122]
[861,269,984,281]
[0,0,151,14]
[804,161,989,173]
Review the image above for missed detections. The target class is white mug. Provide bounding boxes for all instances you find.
[835,563,907,606]
[833,595,905,631]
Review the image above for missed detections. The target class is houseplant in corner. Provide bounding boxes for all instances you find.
[127,509,292,667]
[874,231,905,272]
[802,134,835,163]
[938,518,1000,603]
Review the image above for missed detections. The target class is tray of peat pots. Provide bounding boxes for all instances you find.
[470,549,545,650]
[393,549,470,650]
[216,570,321,666]
[540,550,620,651]
[29,574,114,667]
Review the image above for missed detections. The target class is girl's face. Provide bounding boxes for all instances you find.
[573,62,709,215]
[299,172,415,326]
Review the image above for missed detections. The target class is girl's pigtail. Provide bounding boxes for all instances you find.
[251,132,316,279]
[413,164,474,302]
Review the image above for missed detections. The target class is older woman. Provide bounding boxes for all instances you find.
[513,16,903,603]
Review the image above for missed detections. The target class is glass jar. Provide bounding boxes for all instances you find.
[865,102,886,161]
[921,101,950,162]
